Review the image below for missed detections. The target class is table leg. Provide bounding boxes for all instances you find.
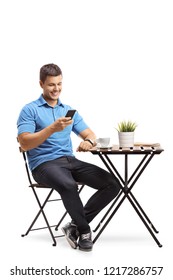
[93,190,122,232]
[93,152,162,247]
[105,153,159,233]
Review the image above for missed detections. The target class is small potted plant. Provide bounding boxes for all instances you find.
[116,120,137,147]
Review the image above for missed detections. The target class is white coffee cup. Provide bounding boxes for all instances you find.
[97,137,110,148]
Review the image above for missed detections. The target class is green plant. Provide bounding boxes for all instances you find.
[116,120,137,132]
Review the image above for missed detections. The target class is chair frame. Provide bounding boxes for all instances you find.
[20,147,84,246]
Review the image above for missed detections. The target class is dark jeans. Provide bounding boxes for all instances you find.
[32,156,120,234]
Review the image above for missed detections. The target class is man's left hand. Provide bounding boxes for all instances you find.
[76,141,93,152]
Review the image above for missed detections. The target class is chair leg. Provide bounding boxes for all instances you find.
[22,184,85,245]
[55,211,68,231]
[21,188,57,246]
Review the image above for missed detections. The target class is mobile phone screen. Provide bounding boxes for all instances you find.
[65,110,76,119]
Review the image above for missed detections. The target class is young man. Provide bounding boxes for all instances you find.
[17,63,120,251]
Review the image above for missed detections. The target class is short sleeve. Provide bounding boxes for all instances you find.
[72,111,89,135]
[17,105,36,135]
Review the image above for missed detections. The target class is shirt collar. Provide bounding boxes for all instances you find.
[37,94,64,108]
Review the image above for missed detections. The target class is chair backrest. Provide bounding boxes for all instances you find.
[19,145,53,191]
[19,146,33,185]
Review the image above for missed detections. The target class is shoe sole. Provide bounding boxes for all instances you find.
[78,246,93,252]
[61,227,78,249]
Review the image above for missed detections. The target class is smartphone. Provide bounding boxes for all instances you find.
[65,110,76,119]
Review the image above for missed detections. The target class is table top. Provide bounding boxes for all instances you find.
[90,144,164,155]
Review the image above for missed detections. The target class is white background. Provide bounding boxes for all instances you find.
[0,0,173,279]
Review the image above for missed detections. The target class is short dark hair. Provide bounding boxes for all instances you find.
[40,63,62,83]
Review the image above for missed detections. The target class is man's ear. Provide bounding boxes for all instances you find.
[39,80,43,88]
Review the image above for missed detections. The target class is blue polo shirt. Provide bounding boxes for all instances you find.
[17,95,89,170]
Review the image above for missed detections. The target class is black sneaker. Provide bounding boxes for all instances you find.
[78,232,93,252]
[61,222,79,249]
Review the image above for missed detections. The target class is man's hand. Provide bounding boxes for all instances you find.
[51,117,73,132]
[76,141,93,152]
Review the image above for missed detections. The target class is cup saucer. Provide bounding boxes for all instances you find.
[96,144,113,149]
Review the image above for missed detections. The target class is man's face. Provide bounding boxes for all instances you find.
[40,75,62,106]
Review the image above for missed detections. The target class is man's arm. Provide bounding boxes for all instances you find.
[18,117,73,151]
[77,128,97,152]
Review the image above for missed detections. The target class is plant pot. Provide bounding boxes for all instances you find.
[118,132,134,148]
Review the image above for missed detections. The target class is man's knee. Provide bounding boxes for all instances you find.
[107,176,121,194]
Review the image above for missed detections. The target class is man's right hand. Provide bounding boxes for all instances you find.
[51,117,73,132]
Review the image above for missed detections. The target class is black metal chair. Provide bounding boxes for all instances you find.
[19,147,85,246]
